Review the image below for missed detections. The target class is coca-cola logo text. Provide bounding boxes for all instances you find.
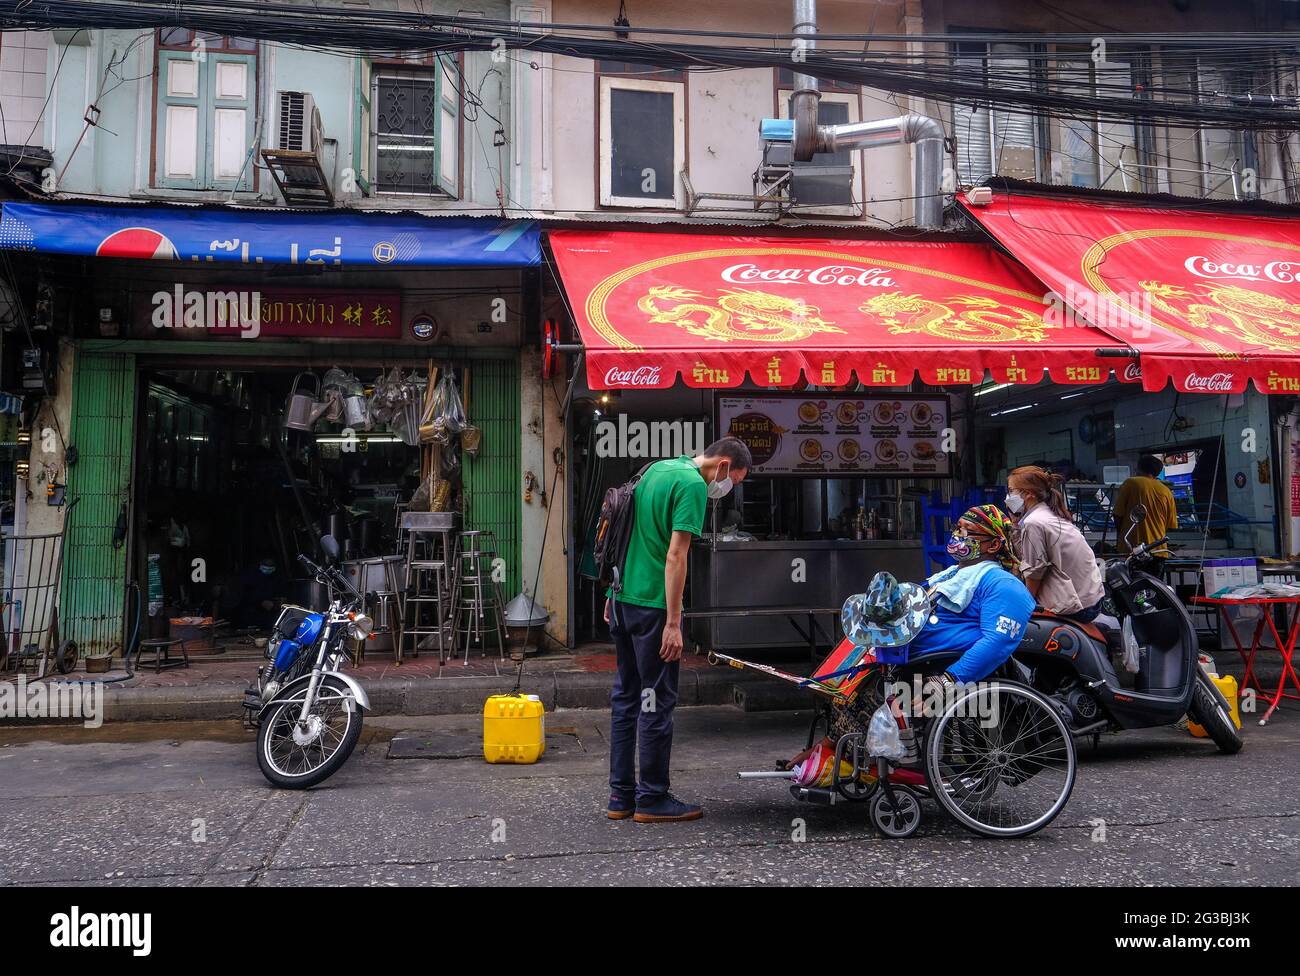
[721,263,897,287]
[1184,371,1235,393]
[1184,255,1300,284]
[604,365,663,387]
[1122,362,1142,382]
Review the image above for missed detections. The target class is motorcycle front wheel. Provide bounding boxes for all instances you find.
[1188,669,1244,755]
[256,675,364,789]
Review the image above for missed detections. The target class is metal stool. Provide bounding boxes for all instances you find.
[400,518,459,664]
[403,559,449,663]
[131,638,190,674]
[358,589,400,664]
[453,531,507,662]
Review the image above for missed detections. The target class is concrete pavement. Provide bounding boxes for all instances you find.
[3,646,800,722]
[0,703,1295,886]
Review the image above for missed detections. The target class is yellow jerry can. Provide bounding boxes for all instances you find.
[1189,674,1241,738]
[483,694,546,764]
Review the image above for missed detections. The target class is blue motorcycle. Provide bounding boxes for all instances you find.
[243,536,372,789]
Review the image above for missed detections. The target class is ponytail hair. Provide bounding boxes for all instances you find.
[1009,465,1071,521]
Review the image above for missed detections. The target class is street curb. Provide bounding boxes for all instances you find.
[6,664,790,725]
[8,659,1285,725]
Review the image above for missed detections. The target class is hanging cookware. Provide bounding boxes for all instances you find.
[342,392,369,429]
[284,372,322,432]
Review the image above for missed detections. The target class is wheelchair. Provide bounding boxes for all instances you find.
[786,649,1078,839]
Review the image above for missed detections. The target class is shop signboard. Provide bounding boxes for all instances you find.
[718,393,951,476]
[965,192,1300,394]
[0,203,540,267]
[134,287,402,340]
[548,230,1133,391]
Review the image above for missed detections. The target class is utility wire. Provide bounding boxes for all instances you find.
[5,1,1300,129]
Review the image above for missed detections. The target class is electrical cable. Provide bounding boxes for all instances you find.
[5,2,1300,129]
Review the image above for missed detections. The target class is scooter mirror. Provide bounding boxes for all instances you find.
[1131,504,1147,524]
[320,534,341,562]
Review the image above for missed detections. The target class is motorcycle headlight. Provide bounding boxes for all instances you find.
[347,613,374,641]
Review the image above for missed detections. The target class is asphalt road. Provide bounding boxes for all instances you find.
[0,705,1296,886]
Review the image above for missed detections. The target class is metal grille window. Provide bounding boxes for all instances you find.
[1157,54,1256,200]
[1050,55,1141,191]
[949,41,1045,185]
[372,62,459,197]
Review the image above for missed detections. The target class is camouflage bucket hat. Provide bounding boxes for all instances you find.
[842,571,931,648]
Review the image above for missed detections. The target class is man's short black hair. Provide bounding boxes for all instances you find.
[702,436,752,471]
[1137,454,1163,477]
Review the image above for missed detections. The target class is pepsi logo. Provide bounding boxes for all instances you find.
[95,227,179,260]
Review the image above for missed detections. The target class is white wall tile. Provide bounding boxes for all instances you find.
[0,69,23,99]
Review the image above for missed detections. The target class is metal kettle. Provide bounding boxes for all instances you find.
[283,372,332,432]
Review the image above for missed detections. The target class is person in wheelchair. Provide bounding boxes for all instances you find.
[904,504,1035,698]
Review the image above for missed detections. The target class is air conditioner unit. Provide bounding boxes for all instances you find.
[275,91,323,153]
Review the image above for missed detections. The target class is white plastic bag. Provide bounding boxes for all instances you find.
[1120,616,1141,674]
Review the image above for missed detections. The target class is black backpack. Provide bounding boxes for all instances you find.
[593,461,654,594]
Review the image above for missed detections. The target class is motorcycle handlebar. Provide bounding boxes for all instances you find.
[1130,536,1171,559]
[295,553,362,602]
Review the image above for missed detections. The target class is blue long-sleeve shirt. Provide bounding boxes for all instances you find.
[906,566,1034,682]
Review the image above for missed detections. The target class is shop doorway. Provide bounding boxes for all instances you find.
[1143,437,1231,536]
[131,365,428,640]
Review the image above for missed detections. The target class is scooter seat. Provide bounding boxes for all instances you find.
[1030,610,1107,646]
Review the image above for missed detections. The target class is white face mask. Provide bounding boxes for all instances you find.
[707,465,734,500]
[1004,490,1025,515]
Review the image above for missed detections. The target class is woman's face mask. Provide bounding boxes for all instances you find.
[1004,490,1025,515]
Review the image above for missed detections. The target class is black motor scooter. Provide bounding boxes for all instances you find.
[1013,506,1243,754]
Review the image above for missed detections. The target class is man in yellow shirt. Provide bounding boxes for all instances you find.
[1113,455,1180,566]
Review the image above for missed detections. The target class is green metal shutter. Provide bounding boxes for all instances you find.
[462,358,520,599]
[62,350,137,656]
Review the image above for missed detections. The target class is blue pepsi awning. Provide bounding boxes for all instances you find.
[0,203,539,268]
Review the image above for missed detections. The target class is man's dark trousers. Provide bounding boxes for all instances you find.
[608,599,680,804]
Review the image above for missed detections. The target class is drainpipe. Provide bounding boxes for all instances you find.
[780,0,946,229]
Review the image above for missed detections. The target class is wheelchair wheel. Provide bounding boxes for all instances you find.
[870,788,922,839]
[924,681,1075,838]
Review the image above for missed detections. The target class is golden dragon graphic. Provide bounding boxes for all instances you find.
[859,293,1052,343]
[1139,281,1300,352]
[636,286,846,343]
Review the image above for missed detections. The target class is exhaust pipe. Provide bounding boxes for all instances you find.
[790,0,821,164]
[781,0,945,228]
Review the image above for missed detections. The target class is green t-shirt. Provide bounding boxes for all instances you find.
[613,455,707,610]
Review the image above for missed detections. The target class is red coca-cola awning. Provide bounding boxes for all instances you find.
[964,191,1300,394]
[547,230,1132,390]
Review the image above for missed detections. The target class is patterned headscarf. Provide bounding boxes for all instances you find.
[946,504,1021,574]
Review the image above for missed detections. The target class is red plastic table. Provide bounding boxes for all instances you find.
[1192,595,1300,725]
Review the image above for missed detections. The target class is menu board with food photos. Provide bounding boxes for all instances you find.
[718,394,951,477]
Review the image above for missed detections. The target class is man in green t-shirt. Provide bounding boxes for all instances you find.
[604,437,751,824]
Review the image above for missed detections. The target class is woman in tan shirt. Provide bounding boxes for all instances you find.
[1005,466,1106,622]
